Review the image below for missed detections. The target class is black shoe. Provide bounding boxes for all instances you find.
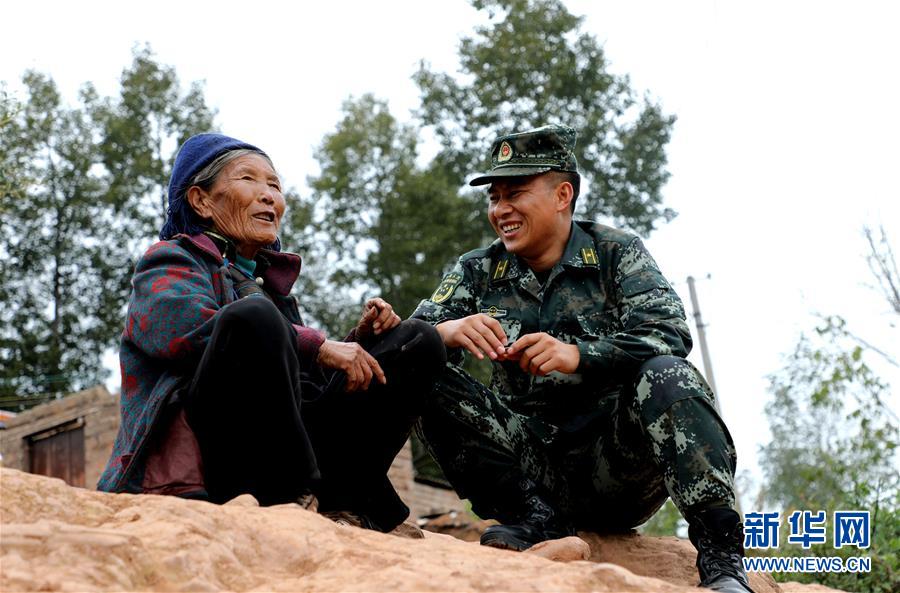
[688,507,755,593]
[480,482,574,551]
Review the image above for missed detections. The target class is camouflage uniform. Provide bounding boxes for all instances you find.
[412,221,737,530]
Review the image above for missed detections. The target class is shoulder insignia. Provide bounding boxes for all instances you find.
[431,272,463,304]
[493,258,510,281]
[581,247,599,266]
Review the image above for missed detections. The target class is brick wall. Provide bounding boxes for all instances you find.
[0,385,120,488]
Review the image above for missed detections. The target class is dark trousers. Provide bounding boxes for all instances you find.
[419,355,737,530]
[184,297,445,530]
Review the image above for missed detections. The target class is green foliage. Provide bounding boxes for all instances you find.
[0,73,112,404]
[414,0,676,233]
[295,0,676,336]
[1,85,26,216]
[758,316,899,592]
[639,499,687,538]
[0,48,214,408]
[93,44,216,243]
[289,94,488,336]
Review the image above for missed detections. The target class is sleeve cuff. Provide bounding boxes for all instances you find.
[576,338,613,374]
[293,324,326,360]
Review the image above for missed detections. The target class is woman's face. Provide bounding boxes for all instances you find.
[189,154,286,257]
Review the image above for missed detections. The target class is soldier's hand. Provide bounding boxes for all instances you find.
[317,339,387,392]
[356,297,401,338]
[506,332,580,376]
[435,314,508,360]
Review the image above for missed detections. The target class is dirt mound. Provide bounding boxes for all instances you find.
[0,469,837,592]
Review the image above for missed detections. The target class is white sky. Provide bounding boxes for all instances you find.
[3,0,898,505]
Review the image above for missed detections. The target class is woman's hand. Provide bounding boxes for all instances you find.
[316,339,386,392]
[355,297,401,339]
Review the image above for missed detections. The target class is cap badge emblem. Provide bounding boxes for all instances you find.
[498,141,512,163]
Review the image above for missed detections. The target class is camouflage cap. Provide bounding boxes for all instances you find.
[469,124,579,186]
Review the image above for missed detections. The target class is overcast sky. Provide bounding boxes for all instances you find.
[3,0,898,504]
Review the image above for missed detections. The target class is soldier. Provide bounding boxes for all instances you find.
[412,125,753,593]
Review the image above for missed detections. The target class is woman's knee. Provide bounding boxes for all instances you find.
[382,319,447,374]
[215,297,292,347]
[402,319,446,361]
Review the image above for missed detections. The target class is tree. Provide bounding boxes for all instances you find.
[0,50,215,409]
[0,85,25,204]
[0,73,113,407]
[761,317,898,510]
[758,316,899,593]
[290,94,487,337]
[93,45,216,247]
[0,87,31,404]
[751,227,900,592]
[414,0,677,233]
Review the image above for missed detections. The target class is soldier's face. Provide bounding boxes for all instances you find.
[488,174,564,258]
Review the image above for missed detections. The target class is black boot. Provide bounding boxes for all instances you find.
[480,480,574,551]
[688,507,754,593]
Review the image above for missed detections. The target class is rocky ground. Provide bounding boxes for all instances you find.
[0,469,845,592]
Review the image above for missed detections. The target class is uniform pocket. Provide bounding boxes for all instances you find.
[620,272,670,297]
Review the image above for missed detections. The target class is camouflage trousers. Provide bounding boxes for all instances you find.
[417,355,737,530]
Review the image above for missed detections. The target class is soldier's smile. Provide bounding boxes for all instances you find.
[499,222,524,238]
[495,217,529,250]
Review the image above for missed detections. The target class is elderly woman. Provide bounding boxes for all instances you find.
[98,133,446,532]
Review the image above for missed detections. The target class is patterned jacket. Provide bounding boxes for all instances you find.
[97,234,325,494]
[412,221,692,436]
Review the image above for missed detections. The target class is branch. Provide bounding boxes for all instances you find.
[813,313,899,395]
[844,329,900,369]
[864,225,900,315]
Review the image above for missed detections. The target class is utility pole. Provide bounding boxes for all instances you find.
[686,275,719,411]
[686,275,742,514]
